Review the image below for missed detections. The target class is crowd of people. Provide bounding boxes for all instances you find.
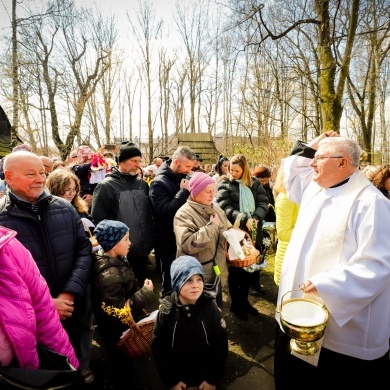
[0,134,389,389]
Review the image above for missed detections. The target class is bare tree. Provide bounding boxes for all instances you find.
[170,66,188,134]
[10,0,19,147]
[174,0,212,133]
[57,9,115,158]
[346,0,390,163]
[128,0,162,162]
[158,48,176,151]
[124,71,141,142]
[86,46,122,146]
[201,11,223,136]
[226,0,361,132]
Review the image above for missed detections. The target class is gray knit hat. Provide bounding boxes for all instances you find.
[171,256,204,293]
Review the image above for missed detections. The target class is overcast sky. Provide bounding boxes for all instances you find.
[0,0,178,37]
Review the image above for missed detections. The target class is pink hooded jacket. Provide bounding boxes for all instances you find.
[0,227,79,369]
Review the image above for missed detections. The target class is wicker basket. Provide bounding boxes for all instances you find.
[224,231,260,268]
[117,308,155,358]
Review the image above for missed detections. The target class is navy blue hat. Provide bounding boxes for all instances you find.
[171,256,204,293]
[94,220,129,253]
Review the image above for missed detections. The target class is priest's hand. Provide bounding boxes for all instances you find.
[308,131,339,150]
[303,280,318,295]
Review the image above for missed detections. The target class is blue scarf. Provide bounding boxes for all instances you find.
[236,179,255,218]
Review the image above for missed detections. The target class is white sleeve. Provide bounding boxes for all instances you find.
[281,155,314,205]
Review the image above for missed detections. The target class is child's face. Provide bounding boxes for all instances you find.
[179,274,203,305]
[109,232,131,257]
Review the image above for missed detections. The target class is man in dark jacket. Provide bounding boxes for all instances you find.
[91,141,155,286]
[149,145,197,293]
[0,151,92,368]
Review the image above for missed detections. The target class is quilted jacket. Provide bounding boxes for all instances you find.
[0,189,92,298]
[91,253,158,349]
[0,227,79,369]
[216,176,269,228]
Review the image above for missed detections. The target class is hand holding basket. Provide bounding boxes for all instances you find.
[224,230,260,268]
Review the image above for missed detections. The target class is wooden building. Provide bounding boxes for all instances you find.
[155,132,221,165]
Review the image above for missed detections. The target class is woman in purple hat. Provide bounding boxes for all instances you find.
[174,171,232,309]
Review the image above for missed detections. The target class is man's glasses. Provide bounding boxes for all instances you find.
[312,156,343,162]
[64,188,77,195]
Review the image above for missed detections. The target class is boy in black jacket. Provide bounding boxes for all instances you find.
[152,256,228,390]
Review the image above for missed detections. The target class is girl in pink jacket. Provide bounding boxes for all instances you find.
[0,226,79,369]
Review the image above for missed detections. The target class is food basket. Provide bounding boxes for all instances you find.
[116,306,155,358]
[224,231,260,268]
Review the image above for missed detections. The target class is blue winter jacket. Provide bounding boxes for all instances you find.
[0,189,92,298]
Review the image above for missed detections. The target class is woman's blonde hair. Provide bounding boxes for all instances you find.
[46,169,89,214]
[228,154,253,187]
[272,167,286,199]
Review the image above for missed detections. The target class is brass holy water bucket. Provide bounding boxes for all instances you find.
[277,286,329,356]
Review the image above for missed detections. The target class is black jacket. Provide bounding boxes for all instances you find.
[91,253,157,348]
[149,160,190,257]
[71,162,97,196]
[263,183,276,222]
[216,176,269,227]
[91,167,155,258]
[152,291,228,388]
[0,189,92,298]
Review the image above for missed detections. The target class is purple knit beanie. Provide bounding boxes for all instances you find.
[189,172,215,197]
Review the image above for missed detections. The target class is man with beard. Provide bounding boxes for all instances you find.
[91,141,154,286]
[149,145,197,294]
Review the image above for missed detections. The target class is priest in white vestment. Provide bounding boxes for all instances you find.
[274,131,390,389]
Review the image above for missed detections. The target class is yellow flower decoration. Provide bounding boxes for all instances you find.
[101,302,131,326]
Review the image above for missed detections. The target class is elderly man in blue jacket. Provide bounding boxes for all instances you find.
[0,151,92,379]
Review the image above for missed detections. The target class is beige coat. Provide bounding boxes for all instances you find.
[174,199,232,286]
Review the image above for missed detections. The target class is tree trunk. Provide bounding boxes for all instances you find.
[11,0,19,147]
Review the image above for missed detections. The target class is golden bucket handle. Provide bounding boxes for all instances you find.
[276,283,305,314]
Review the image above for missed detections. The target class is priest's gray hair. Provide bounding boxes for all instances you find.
[319,137,361,167]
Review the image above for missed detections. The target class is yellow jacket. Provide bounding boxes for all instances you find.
[274,193,299,286]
